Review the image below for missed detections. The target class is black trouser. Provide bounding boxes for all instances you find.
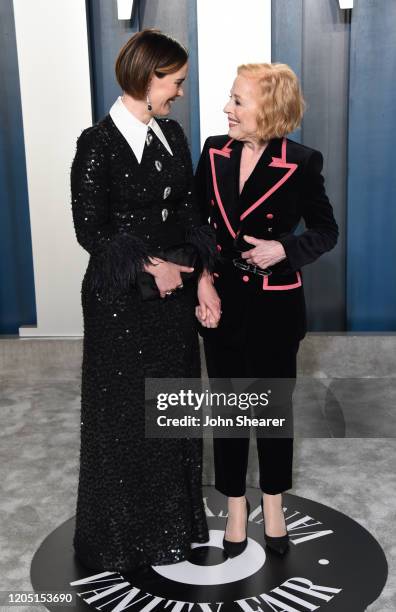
[203,336,299,496]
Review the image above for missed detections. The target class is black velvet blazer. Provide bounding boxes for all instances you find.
[195,135,339,291]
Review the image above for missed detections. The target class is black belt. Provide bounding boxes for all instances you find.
[233,258,272,277]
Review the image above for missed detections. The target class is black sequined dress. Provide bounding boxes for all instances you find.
[70,115,214,573]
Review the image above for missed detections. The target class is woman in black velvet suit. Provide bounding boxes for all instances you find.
[195,63,338,556]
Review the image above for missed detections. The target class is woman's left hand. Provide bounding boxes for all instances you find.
[196,274,221,328]
[241,235,287,268]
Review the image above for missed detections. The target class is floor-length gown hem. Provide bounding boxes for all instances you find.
[73,529,210,574]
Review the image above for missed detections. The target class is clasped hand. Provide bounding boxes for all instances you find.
[144,258,193,298]
[241,235,286,268]
[195,274,221,328]
[145,259,221,326]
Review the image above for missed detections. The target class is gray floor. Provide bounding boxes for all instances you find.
[0,335,395,611]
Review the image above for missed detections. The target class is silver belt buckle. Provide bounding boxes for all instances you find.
[233,258,249,271]
[232,258,272,277]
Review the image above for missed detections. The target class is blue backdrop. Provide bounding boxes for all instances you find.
[347,0,396,330]
[0,0,36,334]
[1,0,395,333]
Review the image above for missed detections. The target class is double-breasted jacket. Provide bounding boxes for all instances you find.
[195,135,339,345]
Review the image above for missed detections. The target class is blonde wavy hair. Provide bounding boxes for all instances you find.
[237,63,305,141]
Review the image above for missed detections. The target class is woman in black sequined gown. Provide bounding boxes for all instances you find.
[70,30,219,573]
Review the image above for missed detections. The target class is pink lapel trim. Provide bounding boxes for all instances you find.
[240,138,298,221]
[209,139,237,238]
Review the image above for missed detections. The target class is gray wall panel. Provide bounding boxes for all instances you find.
[187,0,200,167]
[347,0,396,330]
[272,0,348,331]
[301,0,348,331]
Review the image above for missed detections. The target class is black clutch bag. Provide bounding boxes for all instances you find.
[136,243,203,300]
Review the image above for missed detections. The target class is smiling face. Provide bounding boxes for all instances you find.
[223,75,261,142]
[148,63,188,116]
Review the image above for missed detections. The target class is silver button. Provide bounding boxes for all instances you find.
[163,186,171,199]
[162,208,168,221]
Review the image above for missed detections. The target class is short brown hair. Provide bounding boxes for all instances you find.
[115,29,188,99]
[237,63,306,141]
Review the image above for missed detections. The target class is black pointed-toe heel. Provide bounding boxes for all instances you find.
[261,498,289,555]
[223,498,250,558]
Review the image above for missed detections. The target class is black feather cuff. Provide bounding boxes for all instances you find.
[85,233,151,299]
[185,224,218,272]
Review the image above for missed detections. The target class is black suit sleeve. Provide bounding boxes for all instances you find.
[277,150,339,271]
[70,128,151,297]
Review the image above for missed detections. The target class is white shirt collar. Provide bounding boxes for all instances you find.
[109,96,173,163]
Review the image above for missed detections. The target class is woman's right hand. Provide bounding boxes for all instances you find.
[196,273,221,328]
[144,258,194,298]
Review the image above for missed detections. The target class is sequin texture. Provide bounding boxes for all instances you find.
[70,116,213,573]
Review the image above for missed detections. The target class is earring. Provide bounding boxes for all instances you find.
[146,94,152,112]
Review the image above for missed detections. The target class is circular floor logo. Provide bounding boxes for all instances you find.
[31,487,387,611]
